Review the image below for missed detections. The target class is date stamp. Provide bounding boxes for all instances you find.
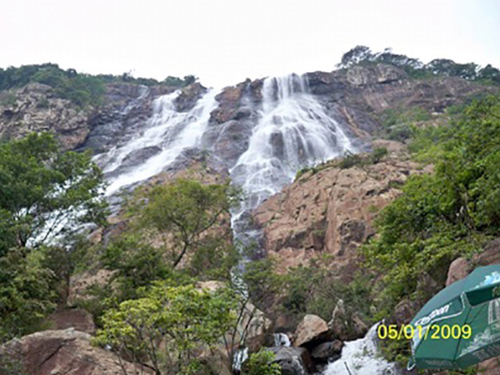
[377,324,472,340]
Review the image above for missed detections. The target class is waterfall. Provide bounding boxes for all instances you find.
[93,88,218,196]
[228,73,355,370]
[323,325,399,375]
[274,333,291,347]
[229,73,354,247]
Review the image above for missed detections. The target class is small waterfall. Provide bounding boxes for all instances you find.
[230,73,354,247]
[323,325,399,375]
[232,347,249,374]
[93,89,218,196]
[274,333,291,347]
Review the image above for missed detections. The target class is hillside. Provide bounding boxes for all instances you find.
[0,48,499,375]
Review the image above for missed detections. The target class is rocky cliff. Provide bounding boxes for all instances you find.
[1,60,498,375]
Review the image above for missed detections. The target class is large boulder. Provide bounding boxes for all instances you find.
[310,340,343,363]
[268,347,314,375]
[294,314,329,347]
[0,329,151,375]
[446,257,472,286]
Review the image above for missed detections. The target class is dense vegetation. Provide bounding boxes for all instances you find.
[0,133,107,341]
[362,96,500,363]
[0,63,195,107]
[339,46,500,84]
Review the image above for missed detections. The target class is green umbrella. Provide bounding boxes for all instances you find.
[408,264,500,370]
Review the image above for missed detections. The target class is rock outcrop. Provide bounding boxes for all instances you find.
[293,315,329,348]
[268,346,314,375]
[0,83,94,150]
[253,140,430,274]
[0,329,150,375]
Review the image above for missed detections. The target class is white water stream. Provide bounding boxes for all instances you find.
[93,88,218,195]
[229,73,354,247]
[323,325,399,375]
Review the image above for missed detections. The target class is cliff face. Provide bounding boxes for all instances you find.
[252,140,431,274]
[201,64,493,172]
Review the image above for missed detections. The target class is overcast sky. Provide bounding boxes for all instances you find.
[1,0,499,88]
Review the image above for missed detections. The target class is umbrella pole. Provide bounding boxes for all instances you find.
[344,362,353,375]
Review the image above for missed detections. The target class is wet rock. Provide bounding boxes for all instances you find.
[294,314,329,347]
[174,82,206,112]
[268,346,314,375]
[310,340,343,363]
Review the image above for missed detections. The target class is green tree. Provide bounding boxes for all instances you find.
[363,95,500,318]
[129,179,239,272]
[0,132,107,255]
[0,133,107,341]
[94,282,237,375]
[0,247,56,341]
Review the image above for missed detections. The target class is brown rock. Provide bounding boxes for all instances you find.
[0,329,151,375]
[253,142,426,274]
[393,299,419,326]
[474,238,500,266]
[45,308,96,334]
[68,269,115,307]
[446,257,472,286]
[477,357,500,375]
[294,314,329,347]
[0,83,93,150]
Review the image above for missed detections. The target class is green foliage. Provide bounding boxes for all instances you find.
[370,147,389,163]
[0,247,57,341]
[128,179,239,274]
[0,133,107,341]
[363,95,500,360]
[94,282,237,375]
[339,46,500,84]
[279,257,372,326]
[243,350,281,375]
[0,352,27,375]
[339,152,365,169]
[0,64,196,108]
[0,132,108,256]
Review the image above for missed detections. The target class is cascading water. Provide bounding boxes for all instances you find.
[323,325,400,375]
[92,88,218,195]
[229,73,354,246]
[229,73,355,371]
[87,74,393,373]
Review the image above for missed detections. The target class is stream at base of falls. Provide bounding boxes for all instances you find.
[91,74,396,374]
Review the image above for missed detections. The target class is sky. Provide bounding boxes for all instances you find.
[1,0,499,88]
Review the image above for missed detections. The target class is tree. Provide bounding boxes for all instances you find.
[0,247,57,341]
[0,132,107,341]
[363,95,500,318]
[0,132,108,255]
[130,179,239,272]
[94,282,237,375]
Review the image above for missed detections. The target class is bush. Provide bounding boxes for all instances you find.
[243,350,281,375]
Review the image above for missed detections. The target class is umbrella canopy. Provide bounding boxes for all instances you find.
[408,264,500,370]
